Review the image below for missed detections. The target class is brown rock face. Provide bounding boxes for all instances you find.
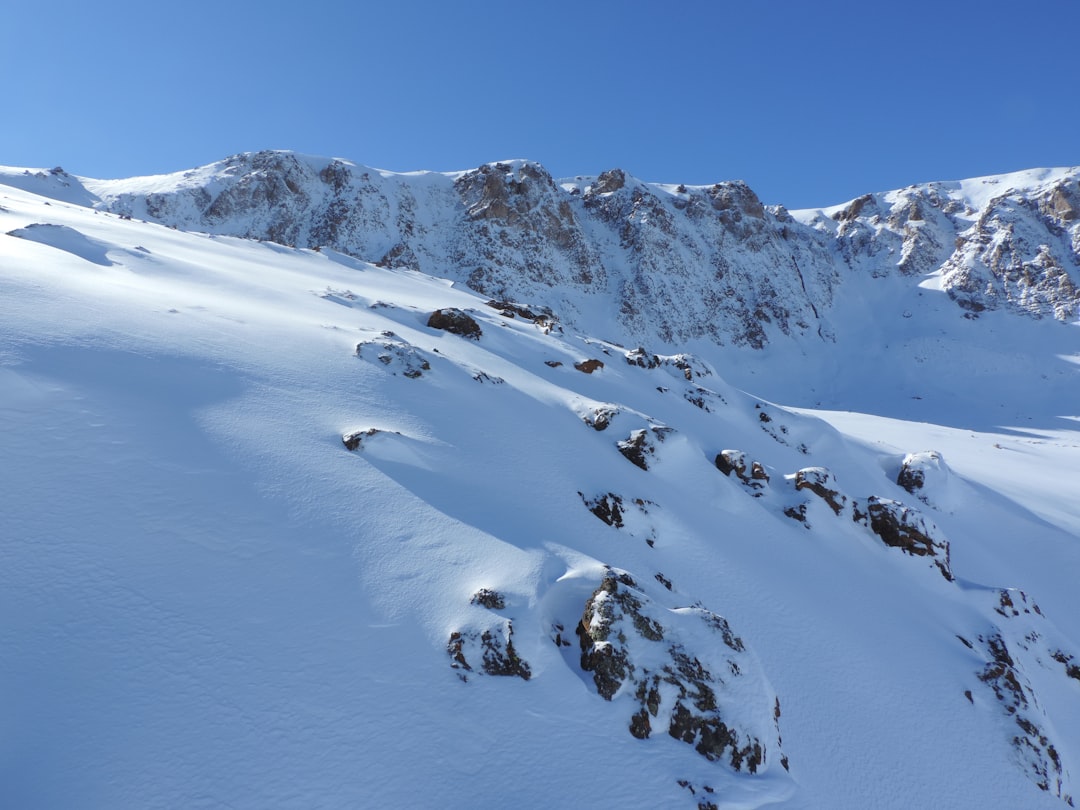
[574,358,604,374]
[427,308,482,339]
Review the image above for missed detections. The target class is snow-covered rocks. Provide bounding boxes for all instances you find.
[355,333,432,378]
[792,466,846,514]
[715,450,770,495]
[896,450,956,510]
[963,589,1080,804]
[447,623,531,681]
[859,496,953,580]
[576,570,787,775]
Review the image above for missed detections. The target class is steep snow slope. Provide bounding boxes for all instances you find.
[2,168,1080,809]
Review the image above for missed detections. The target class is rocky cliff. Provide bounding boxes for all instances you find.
[73,152,1079,349]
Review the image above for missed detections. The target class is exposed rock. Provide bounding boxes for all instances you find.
[715,450,769,495]
[470,588,506,610]
[618,427,672,471]
[485,299,560,332]
[448,620,531,681]
[579,492,659,546]
[574,358,604,374]
[783,503,809,525]
[682,386,725,412]
[580,492,625,528]
[969,595,1077,805]
[428,308,482,339]
[625,346,661,369]
[833,193,877,222]
[575,570,785,774]
[794,467,847,515]
[862,496,953,580]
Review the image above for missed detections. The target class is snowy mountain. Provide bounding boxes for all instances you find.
[2,154,1079,809]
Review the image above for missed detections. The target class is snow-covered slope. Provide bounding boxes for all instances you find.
[2,159,1080,809]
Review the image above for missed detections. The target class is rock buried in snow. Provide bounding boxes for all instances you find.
[581,404,619,431]
[470,588,506,610]
[623,346,715,382]
[787,468,953,579]
[580,492,626,528]
[427,308,482,339]
[575,570,787,774]
[484,299,560,332]
[579,492,660,546]
[715,450,770,495]
[896,450,951,509]
[342,428,391,451]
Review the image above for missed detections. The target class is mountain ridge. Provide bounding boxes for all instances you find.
[4,153,1078,352]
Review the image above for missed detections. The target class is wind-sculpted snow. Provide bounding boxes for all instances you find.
[3,160,1080,809]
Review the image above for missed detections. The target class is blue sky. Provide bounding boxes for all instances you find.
[3,1,1077,208]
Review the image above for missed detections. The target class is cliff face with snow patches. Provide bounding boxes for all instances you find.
[68,151,1080,347]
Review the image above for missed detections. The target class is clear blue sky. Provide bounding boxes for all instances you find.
[3,1,1077,208]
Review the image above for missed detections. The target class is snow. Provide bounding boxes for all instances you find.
[2,163,1079,809]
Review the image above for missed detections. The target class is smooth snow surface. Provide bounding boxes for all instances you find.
[2,165,1079,809]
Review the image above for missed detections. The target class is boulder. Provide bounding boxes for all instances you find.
[428,308,482,339]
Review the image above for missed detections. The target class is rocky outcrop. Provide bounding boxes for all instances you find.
[575,570,786,774]
[861,496,953,580]
[447,623,531,681]
[617,426,673,471]
[574,358,604,374]
[580,492,626,528]
[470,588,506,610]
[715,450,770,495]
[484,299,560,333]
[786,466,953,579]
[964,589,1079,804]
[896,450,953,509]
[427,308,482,339]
